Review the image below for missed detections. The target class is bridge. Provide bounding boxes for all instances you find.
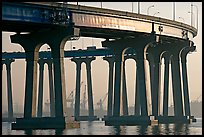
[2,2,197,129]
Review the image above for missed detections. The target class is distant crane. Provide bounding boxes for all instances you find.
[66,81,84,109]
[96,92,108,112]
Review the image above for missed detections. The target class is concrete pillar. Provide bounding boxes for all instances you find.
[103,56,115,116]
[3,59,15,119]
[181,46,195,116]
[48,27,80,118]
[162,52,171,116]
[122,59,128,115]
[37,59,45,117]
[153,57,161,116]
[10,28,79,130]
[85,57,96,116]
[71,58,82,117]
[101,35,157,118]
[137,52,148,116]
[50,48,66,117]
[10,34,41,118]
[147,54,155,115]
[171,54,184,116]
[113,52,123,116]
[47,59,55,117]
[147,45,164,116]
[135,64,141,115]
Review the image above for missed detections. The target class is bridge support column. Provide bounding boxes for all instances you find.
[47,59,55,117]
[103,56,115,116]
[113,52,123,117]
[136,54,149,116]
[71,57,98,121]
[153,39,196,124]
[49,46,66,118]
[147,45,164,116]
[147,54,155,116]
[171,54,184,116]
[181,45,196,117]
[85,57,96,117]
[162,52,171,116]
[71,58,83,118]
[10,34,40,119]
[102,35,156,126]
[2,59,15,121]
[122,60,128,115]
[135,68,141,115]
[11,27,79,130]
[37,59,45,117]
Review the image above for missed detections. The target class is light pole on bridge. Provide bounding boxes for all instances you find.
[147,5,154,15]
[191,4,198,30]
[173,2,175,21]
[188,11,194,27]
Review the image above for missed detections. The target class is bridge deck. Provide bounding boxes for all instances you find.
[2,2,197,40]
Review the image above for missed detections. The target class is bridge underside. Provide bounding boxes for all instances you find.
[2,20,143,39]
[2,20,59,33]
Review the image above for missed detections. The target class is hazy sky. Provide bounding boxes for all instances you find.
[2,2,202,113]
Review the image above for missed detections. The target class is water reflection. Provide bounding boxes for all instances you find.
[54,129,63,135]
[87,121,93,135]
[113,126,126,135]
[24,129,63,135]
[2,120,201,135]
[151,125,160,135]
[173,124,190,135]
[24,129,33,135]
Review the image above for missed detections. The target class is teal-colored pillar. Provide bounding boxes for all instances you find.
[37,59,45,117]
[122,60,128,115]
[85,57,96,117]
[162,52,171,116]
[47,59,55,117]
[181,46,196,116]
[171,54,184,116]
[137,52,148,116]
[10,34,41,118]
[113,53,123,116]
[3,59,15,120]
[103,56,115,116]
[71,58,82,117]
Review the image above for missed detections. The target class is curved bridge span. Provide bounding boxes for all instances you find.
[2,2,197,40]
[2,2,198,129]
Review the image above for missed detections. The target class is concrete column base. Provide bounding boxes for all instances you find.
[103,116,152,126]
[74,116,99,121]
[12,117,66,130]
[155,116,196,124]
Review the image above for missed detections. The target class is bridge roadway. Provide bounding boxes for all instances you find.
[2,2,197,40]
[2,2,197,129]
